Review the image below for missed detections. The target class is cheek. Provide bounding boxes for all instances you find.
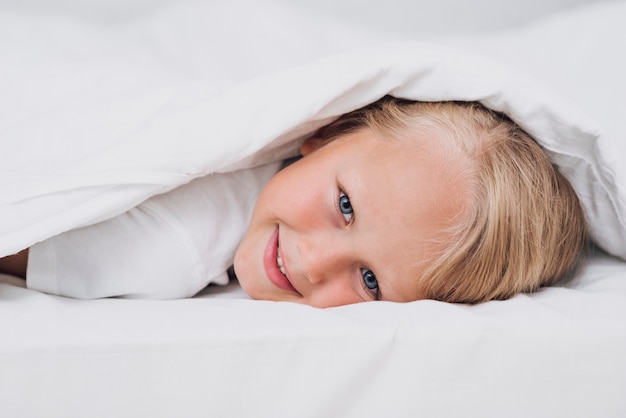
[288,195,323,229]
[263,171,326,228]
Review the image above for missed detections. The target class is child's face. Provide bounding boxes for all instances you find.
[234,126,467,308]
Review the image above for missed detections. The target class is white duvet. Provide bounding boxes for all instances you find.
[2,1,626,417]
[1,0,625,261]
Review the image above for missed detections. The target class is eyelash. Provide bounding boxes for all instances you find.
[337,189,380,301]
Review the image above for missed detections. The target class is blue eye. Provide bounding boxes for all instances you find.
[361,268,379,299]
[338,191,353,223]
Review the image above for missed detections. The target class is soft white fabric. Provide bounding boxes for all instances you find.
[1,1,625,263]
[2,248,626,418]
[27,163,279,298]
[0,0,395,256]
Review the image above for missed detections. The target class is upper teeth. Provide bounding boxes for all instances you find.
[276,246,287,277]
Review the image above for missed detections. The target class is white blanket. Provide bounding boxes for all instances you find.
[2,0,625,262]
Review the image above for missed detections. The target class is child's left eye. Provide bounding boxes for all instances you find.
[361,267,380,300]
[338,191,353,223]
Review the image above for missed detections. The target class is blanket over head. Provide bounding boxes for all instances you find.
[1,1,625,261]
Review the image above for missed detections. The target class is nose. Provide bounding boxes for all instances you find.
[297,231,351,284]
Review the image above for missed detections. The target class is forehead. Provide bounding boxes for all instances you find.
[331,128,467,301]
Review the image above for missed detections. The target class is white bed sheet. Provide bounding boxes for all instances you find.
[2,1,626,417]
[1,248,626,418]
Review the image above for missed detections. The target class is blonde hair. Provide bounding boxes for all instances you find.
[314,96,588,303]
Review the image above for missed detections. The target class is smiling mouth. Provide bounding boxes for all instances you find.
[263,228,299,294]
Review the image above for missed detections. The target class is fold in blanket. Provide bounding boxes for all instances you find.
[1,4,624,261]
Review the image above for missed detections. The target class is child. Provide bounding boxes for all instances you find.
[0,97,588,307]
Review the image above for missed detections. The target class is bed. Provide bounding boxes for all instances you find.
[1,0,625,417]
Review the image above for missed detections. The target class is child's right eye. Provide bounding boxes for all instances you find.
[338,191,354,224]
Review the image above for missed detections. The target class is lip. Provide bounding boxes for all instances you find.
[263,227,299,294]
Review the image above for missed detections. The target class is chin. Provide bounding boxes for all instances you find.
[232,252,252,291]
